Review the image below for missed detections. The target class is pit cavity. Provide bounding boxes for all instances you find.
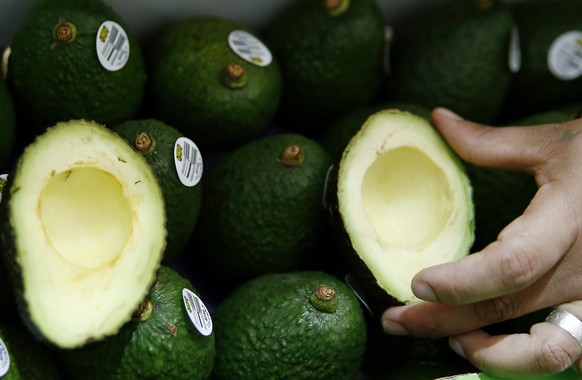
[39,167,132,269]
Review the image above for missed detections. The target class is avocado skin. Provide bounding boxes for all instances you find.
[502,0,582,120]
[146,16,282,153]
[386,0,515,123]
[0,78,16,170]
[58,266,215,380]
[6,0,147,137]
[212,271,367,380]
[192,133,333,284]
[262,0,386,134]
[112,119,203,264]
[0,321,63,380]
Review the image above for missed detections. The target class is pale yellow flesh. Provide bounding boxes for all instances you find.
[338,110,474,304]
[10,120,166,348]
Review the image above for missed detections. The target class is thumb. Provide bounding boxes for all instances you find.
[431,107,541,171]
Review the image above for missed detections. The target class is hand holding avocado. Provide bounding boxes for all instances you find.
[382,107,582,378]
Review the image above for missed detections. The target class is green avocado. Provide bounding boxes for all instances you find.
[58,265,216,380]
[0,321,63,379]
[262,0,386,134]
[0,119,166,349]
[192,132,333,283]
[385,0,515,123]
[212,270,367,380]
[112,119,203,264]
[146,16,282,153]
[502,0,582,119]
[6,0,147,137]
[0,77,15,170]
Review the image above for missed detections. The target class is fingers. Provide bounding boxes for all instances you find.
[449,323,580,378]
[431,107,552,171]
[411,180,576,305]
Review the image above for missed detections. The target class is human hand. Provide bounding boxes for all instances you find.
[381,107,582,378]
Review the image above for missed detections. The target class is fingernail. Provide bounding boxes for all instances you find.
[434,107,463,121]
[382,319,409,336]
[412,281,437,302]
[449,337,467,359]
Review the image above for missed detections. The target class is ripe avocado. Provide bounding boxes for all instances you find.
[112,119,203,264]
[0,77,15,170]
[262,0,386,134]
[326,109,474,311]
[58,265,215,380]
[385,0,516,123]
[6,0,147,137]
[0,119,166,348]
[212,270,367,380]
[192,132,333,283]
[0,321,63,379]
[502,0,582,119]
[146,16,282,153]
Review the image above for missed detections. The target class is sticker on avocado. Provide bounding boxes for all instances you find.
[95,21,130,71]
[182,288,213,336]
[0,337,9,377]
[0,174,8,204]
[508,27,521,73]
[548,31,582,80]
[228,30,272,67]
[174,137,203,187]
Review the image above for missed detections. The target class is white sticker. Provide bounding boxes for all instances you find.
[548,31,582,80]
[508,27,521,74]
[0,337,10,377]
[0,174,8,205]
[95,21,130,71]
[174,137,203,187]
[228,30,272,67]
[182,288,213,336]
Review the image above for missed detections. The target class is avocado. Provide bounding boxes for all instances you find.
[192,132,333,283]
[438,368,580,380]
[0,119,166,348]
[326,109,474,312]
[385,0,515,123]
[212,270,367,380]
[262,0,386,134]
[317,102,431,162]
[0,321,63,379]
[112,119,203,264]
[58,265,215,380]
[0,76,15,170]
[6,0,147,137]
[502,0,582,119]
[146,16,282,153]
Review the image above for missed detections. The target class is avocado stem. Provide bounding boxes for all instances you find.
[278,145,305,167]
[132,298,153,322]
[221,63,248,89]
[135,132,156,155]
[325,0,350,16]
[53,20,77,43]
[310,285,339,313]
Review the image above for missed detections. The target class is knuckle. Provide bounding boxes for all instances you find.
[536,339,578,374]
[498,242,538,291]
[473,295,517,324]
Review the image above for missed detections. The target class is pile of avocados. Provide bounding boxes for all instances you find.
[0,0,580,379]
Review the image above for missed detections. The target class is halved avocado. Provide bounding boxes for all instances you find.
[327,109,474,311]
[0,119,166,348]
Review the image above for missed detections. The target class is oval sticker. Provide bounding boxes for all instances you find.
[0,337,10,377]
[228,30,272,67]
[95,20,130,71]
[182,288,213,336]
[173,137,203,187]
[548,30,582,80]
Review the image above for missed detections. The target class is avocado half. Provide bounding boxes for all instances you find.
[327,109,474,310]
[0,119,166,348]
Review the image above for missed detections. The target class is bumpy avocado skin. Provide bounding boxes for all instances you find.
[386,0,515,123]
[0,78,16,170]
[58,266,216,380]
[262,0,386,133]
[112,119,203,264]
[212,271,367,380]
[6,0,147,137]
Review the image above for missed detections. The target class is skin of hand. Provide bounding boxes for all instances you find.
[381,107,582,378]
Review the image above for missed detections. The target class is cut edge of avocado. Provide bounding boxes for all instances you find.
[2,119,167,348]
[330,109,474,305]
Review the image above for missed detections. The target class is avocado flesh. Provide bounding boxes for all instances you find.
[2,120,166,348]
[337,110,474,304]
